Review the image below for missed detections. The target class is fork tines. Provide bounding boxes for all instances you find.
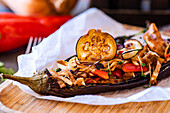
[25,37,42,54]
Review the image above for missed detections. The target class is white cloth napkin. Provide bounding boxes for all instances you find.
[14,8,170,105]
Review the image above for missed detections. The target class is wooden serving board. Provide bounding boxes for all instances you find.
[0,80,170,113]
[0,24,170,113]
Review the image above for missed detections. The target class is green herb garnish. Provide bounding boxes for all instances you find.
[0,61,15,82]
[1,78,6,82]
[118,61,124,64]
[0,67,14,75]
[55,68,61,72]
[142,28,148,33]
[141,72,146,77]
[108,72,112,76]
[143,84,151,88]
[106,69,110,72]
[141,63,146,67]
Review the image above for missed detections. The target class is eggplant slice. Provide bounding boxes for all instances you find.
[122,39,143,59]
[1,59,170,97]
[76,29,117,62]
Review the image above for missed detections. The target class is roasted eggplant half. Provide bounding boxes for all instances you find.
[1,61,170,97]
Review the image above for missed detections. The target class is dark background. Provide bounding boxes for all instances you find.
[90,0,170,27]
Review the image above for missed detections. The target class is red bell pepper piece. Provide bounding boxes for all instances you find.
[116,50,124,57]
[165,53,170,59]
[85,78,97,84]
[93,77,101,82]
[122,63,147,72]
[118,50,124,55]
[112,68,122,79]
[92,69,109,79]
[0,14,72,52]
[0,12,19,18]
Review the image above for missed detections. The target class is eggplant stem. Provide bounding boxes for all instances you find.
[1,70,51,94]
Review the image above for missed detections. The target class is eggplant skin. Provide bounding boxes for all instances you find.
[46,62,170,97]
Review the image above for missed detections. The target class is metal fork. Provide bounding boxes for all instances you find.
[25,37,43,54]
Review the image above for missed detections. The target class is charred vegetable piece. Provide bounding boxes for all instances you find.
[76,29,117,62]
[122,63,147,72]
[122,39,143,59]
[143,23,167,57]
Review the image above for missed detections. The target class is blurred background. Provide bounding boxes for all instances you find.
[90,0,170,27]
[0,0,170,27]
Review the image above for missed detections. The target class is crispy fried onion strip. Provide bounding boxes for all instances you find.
[50,69,73,86]
[149,61,161,85]
[63,69,75,83]
[76,60,99,72]
[56,60,76,83]
[138,45,149,57]
[100,58,125,71]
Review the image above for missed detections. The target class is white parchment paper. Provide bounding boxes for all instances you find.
[14,8,170,105]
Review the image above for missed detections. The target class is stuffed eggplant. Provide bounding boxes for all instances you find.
[1,23,170,97]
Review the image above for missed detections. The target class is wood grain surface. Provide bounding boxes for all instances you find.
[0,80,170,113]
[0,24,169,113]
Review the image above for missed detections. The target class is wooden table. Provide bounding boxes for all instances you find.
[0,25,170,113]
